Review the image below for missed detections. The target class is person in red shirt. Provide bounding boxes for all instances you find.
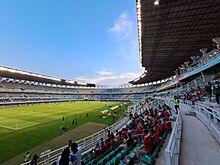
[136,124,143,135]
[115,133,121,145]
[153,130,160,148]
[93,143,101,158]
[110,138,116,149]
[135,123,143,144]
[143,131,154,154]
[155,124,162,138]
[191,94,197,105]
[122,129,128,139]
[137,130,154,159]
[105,139,111,150]
[165,120,172,133]
[163,110,170,121]
[159,121,166,135]
[100,141,106,154]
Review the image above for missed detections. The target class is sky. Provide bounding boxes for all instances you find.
[0,0,143,86]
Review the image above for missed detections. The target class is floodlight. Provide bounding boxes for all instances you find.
[154,0,159,5]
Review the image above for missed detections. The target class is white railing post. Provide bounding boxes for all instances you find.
[165,149,172,165]
[213,111,218,123]
[47,152,50,165]
[83,138,86,150]
[92,135,94,146]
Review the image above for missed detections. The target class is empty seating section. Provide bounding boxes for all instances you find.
[0,81,147,104]
[1,82,19,89]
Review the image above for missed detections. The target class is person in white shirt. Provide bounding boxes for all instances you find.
[70,143,82,165]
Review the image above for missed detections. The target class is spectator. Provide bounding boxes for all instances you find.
[56,147,71,165]
[110,132,115,139]
[100,141,106,153]
[110,137,116,148]
[214,81,220,104]
[105,139,111,150]
[120,132,134,148]
[173,95,180,114]
[183,94,188,103]
[137,130,154,159]
[191,94,197,105]
[163,110,170,121]
[68,140,72,149]
[70,142,82,165]
[122,128,128,139]
[93,143,101,158]
[153,127,161,146]
[30,154,39,165]
[24,152,31,163]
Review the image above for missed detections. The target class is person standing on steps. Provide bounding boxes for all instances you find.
[205,82,212,101]
[173,95,180,114]
[214,81,220,104]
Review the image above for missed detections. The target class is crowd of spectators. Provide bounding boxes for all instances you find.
[183,80,220,105]
[91,99,172,164]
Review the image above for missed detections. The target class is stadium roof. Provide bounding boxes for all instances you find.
[0,66,95,87]
[130,0,220,84]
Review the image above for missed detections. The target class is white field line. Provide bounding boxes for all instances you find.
[0,122,39,130]
[18,123,39,130]
[0,124,17,130]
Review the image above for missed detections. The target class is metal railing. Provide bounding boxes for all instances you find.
[185,101,220,144]
[194,102,220,123]
[165,111,182,165]
[153,97,183,165]
[20,116,130,165]
[183,49,220,74]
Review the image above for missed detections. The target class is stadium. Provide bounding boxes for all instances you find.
[0,0,220,165]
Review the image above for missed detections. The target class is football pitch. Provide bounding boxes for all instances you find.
[0,101,126,163]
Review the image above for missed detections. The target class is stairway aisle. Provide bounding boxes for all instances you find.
[179,104,220,165]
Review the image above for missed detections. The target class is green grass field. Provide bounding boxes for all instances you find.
[0,101,126,163]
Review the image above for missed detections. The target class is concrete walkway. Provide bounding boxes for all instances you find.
[180,104,220,165]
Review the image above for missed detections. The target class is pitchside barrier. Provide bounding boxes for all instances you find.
[20,115,130,165]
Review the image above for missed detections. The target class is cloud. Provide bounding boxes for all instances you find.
[76,12,143,86]
[75,71,142,86]
[95,70,112,76]
[108,12,133,40]
[108,11,140,63]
